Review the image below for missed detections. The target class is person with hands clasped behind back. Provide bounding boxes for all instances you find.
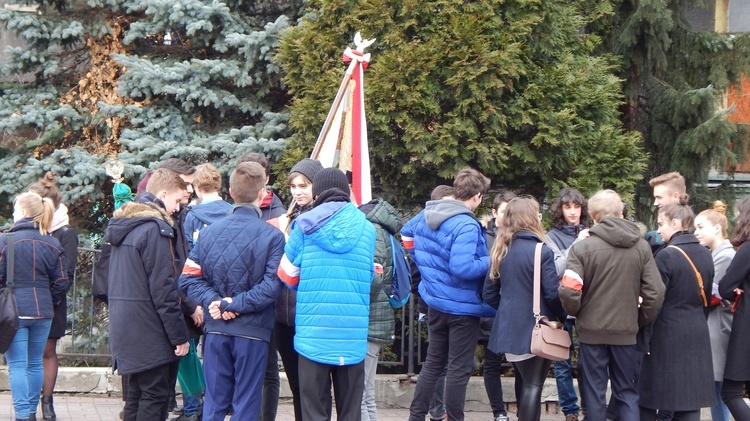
[179,162,285,421]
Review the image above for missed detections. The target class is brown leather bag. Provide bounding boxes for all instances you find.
[529,242,571,361]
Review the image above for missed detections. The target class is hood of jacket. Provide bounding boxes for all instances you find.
[190,200,232,225]
[50,203,70,233]
[360,198,399,235]
[424,199,474,230]
[105,202,175,246]
[589,216,641,248]
[295,201,369,254]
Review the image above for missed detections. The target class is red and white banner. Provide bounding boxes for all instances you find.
[310,32,375,206]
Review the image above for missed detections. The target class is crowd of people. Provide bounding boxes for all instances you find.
[2,159,750,421]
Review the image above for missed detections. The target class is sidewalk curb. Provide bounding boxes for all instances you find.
[0,366,567,409]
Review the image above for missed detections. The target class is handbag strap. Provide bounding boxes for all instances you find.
[667,245,707,307]
[532,242,543,323]
[6,232,14,290]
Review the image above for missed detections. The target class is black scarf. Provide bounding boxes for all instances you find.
[313,189,351,208]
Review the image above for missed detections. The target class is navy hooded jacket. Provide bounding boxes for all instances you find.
[182,199,232,248]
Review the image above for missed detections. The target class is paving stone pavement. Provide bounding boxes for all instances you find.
[0,393,569,420]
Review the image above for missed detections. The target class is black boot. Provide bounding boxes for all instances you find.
[41,395,56,420]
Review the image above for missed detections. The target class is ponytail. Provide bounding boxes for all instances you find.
[36,197,55,235]
[14,192,56,235]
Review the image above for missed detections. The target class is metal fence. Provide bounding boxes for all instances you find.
[58,247,110,364]
[61,247,427,373]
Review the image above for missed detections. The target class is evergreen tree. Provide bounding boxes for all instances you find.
[278,0,647,207]
[0,0,302,233]
[593,0,750,221]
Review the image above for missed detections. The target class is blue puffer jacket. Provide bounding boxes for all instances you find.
[179,204,285,342]
[401,200,494,318]
[278,201,376,366]
[0,219,68,318]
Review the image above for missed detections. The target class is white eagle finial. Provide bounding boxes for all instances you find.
[353,31,375,53]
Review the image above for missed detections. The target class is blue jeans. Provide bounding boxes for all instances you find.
[6,318,52,419]
[181,338,202,416]
[711,381,730,421]
[183,394,201,416]
[554,318,580,416]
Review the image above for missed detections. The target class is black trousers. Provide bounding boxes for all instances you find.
[481,343,507,417]
[579,344,640,421]
[513,357,551,421]
[640,408,699,421]
[122,360,178,421]
[261,329,280,421]
[275,322,314,421]
[408,308,480,421]
[298,355,363,421]
[721,379,750,421]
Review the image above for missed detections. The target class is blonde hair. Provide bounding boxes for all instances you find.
[489,197,546,281]
[14,192,56,235]
[192,163,222,193]
[588,189,623,223]
[697,200,728,239]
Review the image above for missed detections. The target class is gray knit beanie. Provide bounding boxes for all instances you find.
[289,158,324,183]
[312,167,350,197]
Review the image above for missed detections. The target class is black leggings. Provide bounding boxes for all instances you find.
[512,357,551,421]
[721,379,750,421]
[639,408,699,421]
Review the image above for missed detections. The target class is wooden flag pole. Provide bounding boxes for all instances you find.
[311,32,375,159]
[311,59,358,159]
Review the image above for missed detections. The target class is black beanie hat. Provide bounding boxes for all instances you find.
[289,158,324,183]
[312,167,350,197]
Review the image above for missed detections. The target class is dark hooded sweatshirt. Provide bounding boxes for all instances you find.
[105,201,190,375]
[559,216,665,345]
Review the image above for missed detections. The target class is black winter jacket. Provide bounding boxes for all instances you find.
[639,231,715,410]
[719,240,750,381]
[106,202,189,375]
[138,193,201,338]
